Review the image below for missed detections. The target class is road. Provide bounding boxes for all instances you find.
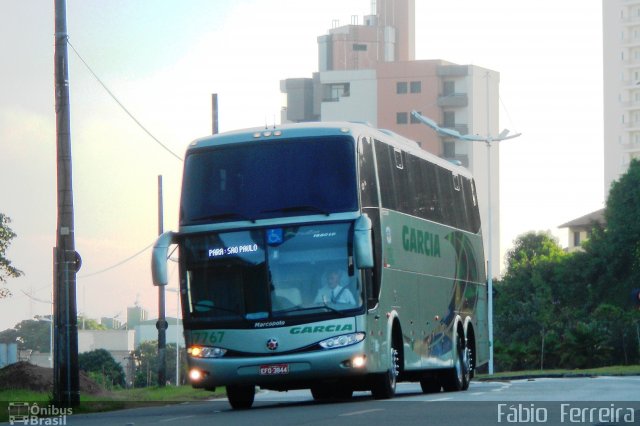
[16,377,640,426]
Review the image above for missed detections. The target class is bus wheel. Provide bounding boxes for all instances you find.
[371,342,399,399]
[442,332,470,392]
[226,384,255,409]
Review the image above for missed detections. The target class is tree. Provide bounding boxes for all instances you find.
[78,349,126,388]
[0,318,51,352]
[602,158,640,306]
[0,315,116,352]
[132,341,187,387]
[0,213,23,298]
[77,316,107,330]
[495,232,567,370]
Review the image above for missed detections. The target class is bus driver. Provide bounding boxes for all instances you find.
[314,268,356,305]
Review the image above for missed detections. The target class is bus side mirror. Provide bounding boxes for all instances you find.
[354,215,374,269]
[152,231,176,286]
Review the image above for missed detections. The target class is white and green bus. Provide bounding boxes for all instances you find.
[151,122,488,409]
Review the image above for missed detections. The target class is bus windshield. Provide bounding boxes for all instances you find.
[180,136,358,225]
[182,222,363,324]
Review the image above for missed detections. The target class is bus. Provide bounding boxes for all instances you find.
[151,121,489,409]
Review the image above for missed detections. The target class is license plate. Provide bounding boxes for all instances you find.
[259,364,289,375]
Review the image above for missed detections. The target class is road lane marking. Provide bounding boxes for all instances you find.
[160,415,197,423]
[428,397,453,402]
[339,408,385,417]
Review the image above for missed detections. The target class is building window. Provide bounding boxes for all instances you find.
[443,81,455,96]
[396,112,408,124]
[410,81,422,94]
[353,43,367,51]
[443,111,456,128]
[443,141,455,158]
[573,231,581,247]
[396,82,408,94]
[322,83,350,101]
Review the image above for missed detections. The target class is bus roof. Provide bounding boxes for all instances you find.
[187,121,472,178]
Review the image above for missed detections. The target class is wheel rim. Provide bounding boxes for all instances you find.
[462,347,471,381]
[390,346,399,389]
[455,335,464,385]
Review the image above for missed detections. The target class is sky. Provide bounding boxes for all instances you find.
[0,0,604,331]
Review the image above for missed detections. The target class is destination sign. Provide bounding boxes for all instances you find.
[208,243,259,258]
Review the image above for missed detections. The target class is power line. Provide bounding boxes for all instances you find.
[79,242,154,279]
[66,40,184,162]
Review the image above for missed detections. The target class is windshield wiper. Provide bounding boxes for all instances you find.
[192,301,243,316]
[190,212,255,223]
[261,205,330,216]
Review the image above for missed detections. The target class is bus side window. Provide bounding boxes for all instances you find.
[358,137,379,208]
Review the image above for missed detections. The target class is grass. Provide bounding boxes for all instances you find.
[0,385,225,422]
[477,364,640,380]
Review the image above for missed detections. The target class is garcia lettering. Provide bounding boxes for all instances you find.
[402,226,441,257]
[290,324,353,334]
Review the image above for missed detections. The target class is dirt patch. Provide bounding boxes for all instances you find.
[0,362,103,395]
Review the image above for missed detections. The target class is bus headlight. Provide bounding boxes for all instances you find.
[319,332,365,349]
[188,346,227,358]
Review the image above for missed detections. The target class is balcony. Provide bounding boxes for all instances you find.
[440,123,469,135]
[437,93,468,108]
[442,154,469,167]
[621,15,640,26]
[621,100,640,110]
[437,65,469,77]
[624,121,640,131]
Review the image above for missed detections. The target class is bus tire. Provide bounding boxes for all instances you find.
[226,384,255,409]
[371,339,399,399]
[442,331,470,392]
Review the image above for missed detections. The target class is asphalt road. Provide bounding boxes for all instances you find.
[10,376,640,426]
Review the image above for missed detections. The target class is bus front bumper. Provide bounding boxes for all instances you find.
[188,341,370,389]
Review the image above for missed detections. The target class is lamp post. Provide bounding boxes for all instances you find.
[411,109,520,375]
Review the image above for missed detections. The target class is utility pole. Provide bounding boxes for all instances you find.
[212,93,219,135]
[53,0,80,407]
[156,175,167,387]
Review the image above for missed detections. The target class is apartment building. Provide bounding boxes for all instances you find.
[280,0,501,275]
[603,0,640,194]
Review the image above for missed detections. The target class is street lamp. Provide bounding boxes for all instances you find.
[411,110,520,375]
[165,287,181,386]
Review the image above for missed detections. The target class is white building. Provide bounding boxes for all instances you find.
[603,0,640,194]
[134,317,184,348]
